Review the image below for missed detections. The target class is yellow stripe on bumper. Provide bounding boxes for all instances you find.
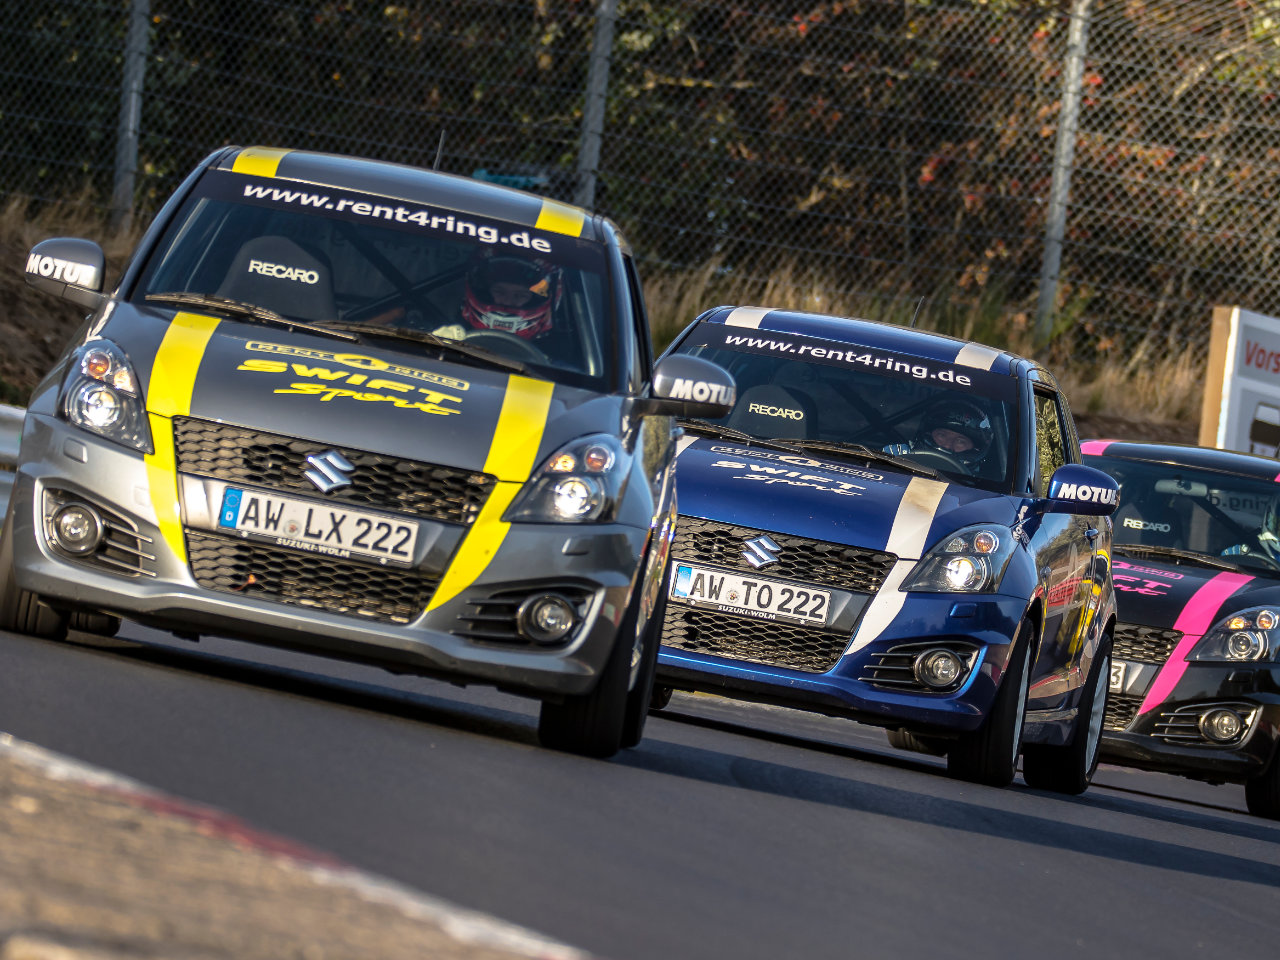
[143,312,221,562]
[427,375,555,611]
[534,199,586,237]
[231,147,291,178]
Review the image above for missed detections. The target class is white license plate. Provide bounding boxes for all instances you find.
[1109,660,1127,694]
[669,563,831,625]
[218,488,417,566]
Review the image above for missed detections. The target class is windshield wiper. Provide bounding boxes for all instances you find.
[145,293,359,342]
[781,439,942,480]
[1115,543,1247,573]
[317,321,528,374]
[677,419,808,456]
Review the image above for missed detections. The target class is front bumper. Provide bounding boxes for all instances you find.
[1100,661,1280,783]
[10,413,649,698]
[656,590,1031,734]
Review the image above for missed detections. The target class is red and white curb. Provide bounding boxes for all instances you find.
[0,732,593,960]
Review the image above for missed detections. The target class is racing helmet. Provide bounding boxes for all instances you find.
[462,251,561,339]
[915,398,994,466]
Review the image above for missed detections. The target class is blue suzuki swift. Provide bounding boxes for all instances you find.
[653,306,1120,792]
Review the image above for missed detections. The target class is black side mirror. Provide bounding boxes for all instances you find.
[639,354,736,419]
[25,237,107,309]
[1045,463,1120,516]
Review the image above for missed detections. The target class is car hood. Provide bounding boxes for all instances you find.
[1111,548,1280,631]
[97,305,620,477]
[673,437,1018,559]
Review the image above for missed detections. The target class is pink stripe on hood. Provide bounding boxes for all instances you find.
[1139,571,1254,714]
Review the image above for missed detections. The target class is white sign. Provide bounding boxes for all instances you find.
[1200,306,1280,456]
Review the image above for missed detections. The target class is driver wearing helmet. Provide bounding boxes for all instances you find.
[431,251,561,342]
[901,399,994,472]
[1222,495,1280,565]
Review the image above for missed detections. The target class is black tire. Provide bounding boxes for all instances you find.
[948,621,1032,787]
[620,592,665,749]
[537,593,638,759]
[886,728,950,756]
[0,512,68,641]
[68,610,122,637]
[1245,756,1280,820]
[1022,635,1111,795]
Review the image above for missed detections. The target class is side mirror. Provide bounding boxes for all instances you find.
[1045,463,1119,516]
[641,355,736,419]
[25,237,107,309]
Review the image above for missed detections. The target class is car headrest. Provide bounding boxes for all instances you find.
[724,384,814,439]
[216,235,337,323]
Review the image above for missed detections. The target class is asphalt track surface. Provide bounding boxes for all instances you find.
[2,623,1278,960]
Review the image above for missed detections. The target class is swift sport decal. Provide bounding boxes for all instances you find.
[707,446,885,482]
[706,458,867,498]
[237,343,468,416]
[244,342,469,391]
[844,477,950,658]
[1138,571,1255,714]
[144,312,222,562]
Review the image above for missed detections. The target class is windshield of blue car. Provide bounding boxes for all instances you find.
[132,169,616,390]
[1084,454,1280,573]
[672,323,1018,493]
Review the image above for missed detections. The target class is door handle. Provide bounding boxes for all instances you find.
[1085,527,1100,542]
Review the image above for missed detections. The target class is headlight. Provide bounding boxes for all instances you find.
[903,524,1016,593]
[59,340,153,453]
[1188,606,1280,662]
[504,434,629,523]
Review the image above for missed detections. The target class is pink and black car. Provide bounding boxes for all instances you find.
[1083,439,1280,819]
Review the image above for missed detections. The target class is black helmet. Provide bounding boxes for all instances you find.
[916,399,993,465]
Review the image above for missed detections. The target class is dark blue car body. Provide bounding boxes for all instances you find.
[654,306,1120,791]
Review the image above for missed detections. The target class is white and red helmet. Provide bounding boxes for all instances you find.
[462,252,561,339]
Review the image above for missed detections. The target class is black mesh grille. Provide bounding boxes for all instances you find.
[671,516,896,592]
[1104,692,1143,732]
[173,418,495,525]
[186,531,437,624]
[661,604,850,673]
[1113,623,1183,665]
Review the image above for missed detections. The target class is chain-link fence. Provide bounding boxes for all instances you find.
[4,0,1280,360]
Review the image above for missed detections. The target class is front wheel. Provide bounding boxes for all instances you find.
[619,592,666,749]
[886,728,949,756]
[1245,755,1280,820]
[948,621,1032,787]
[0,512,67,641]
[1022,635,1112,795]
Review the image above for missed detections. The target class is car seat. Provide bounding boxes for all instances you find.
[215,235,338,323]
[724,384,815,439]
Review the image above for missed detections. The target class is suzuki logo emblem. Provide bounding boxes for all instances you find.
[742,535,781,569]
[304,450,354,493]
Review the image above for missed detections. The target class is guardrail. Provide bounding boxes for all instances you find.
[0,404,25,516]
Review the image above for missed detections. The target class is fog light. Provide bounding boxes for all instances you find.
[914,648,964,689]
[51,503,103,555]
[1200,708,1245,743]
[517,594,577,644]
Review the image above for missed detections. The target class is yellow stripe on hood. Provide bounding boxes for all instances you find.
[143,312,221,562]
[427,375,555,611]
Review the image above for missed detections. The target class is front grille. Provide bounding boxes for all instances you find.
[671,516,897,592]
[1113,623,1183,665]
[173,418,495,525]
[661,605,850,673]
[43,489,157,578]
[453,583,596,646]
[859,641,979,692]
[1104,692,1143,732]
[186,531,436,624]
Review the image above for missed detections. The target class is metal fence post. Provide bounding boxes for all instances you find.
[574,0,617,211]
[1034,0,1094,347]
[110,0,151,233]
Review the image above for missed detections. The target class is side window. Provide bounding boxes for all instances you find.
[623,256,653,381]
[1033,390,1067,498]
